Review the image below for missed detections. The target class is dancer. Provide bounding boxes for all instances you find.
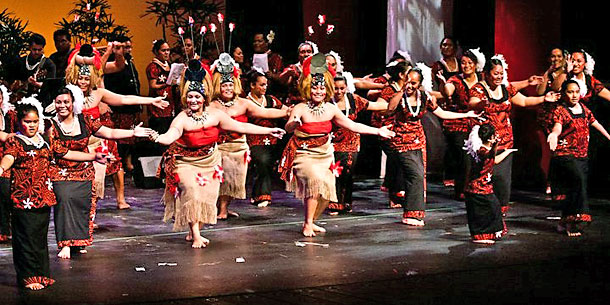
[209,53,288,219]
[328,74,388,215]
[245,68,288,207]
[279,53,395,237]
[436,48,486,199]
[547,80,610,236]
[567,50,610,104]
[463,124,516,244]
[0,85,16,242]
[153,65,285,248]
[384,66,480,226]
[469,55,560,216]
[147,39,178,135]
[0,98,107,290]
[50,85,154,259]
[65,44,168,209]
[280,41,316,105]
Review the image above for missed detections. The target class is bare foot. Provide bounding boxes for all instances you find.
[79,248,87,254]
[472,239,495,245]
[312,223,326,233]
[191,236,209,248]
[185,232,193,242]
[57,246,71,259]
[25,283,45,290]
[302,224,316,237]
[257,200,270,208]
[217,210,239,220]
[389,200,402,209]
[567,231,582,237]
[402,218,425,227]
[117,201,131,210]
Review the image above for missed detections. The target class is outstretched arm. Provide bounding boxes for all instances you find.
[592,121,610,140]
[94,123,153,140]
[218,110,284,138]
[98,88,168,109]
[495,148,517,164]
[331,105,394,138]
[432,107,479,120]
[155,116,185,145]
[511,91,560,107]
[547,122,562,151]
[245,98,287,119]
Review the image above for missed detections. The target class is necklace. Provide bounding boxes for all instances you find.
[15,132,46,149]
[218,99,235,108]
[188,110,209,124]
[247,93,265,108]
[405,92,421,116]
[153,58,170,71]
[83,95,95,109]
[307,101,325,116]
[54,115,78,135]
[25,54,45,71]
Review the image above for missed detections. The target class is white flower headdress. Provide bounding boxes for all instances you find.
[65,84,85,115]
[468,48,486,72]
[415,62,433,93]
[0,85,12,115]
[491,54,509,85]
[327,50,344,73]
[463,125,483,162]
[17,95,45,133]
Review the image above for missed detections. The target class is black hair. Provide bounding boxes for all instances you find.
[440,36,458,48]
[230,46,243,56]
[478,124,496,142]
[334,74,347,83]
[462,49,478,64]
[29,33,46,46]
[53,29,71,41]
[483,58,504,73]
[408,67,424,83]
[152,39,167,54]
[252,31,269,43]
[16,103,39,122]
[571,49,587,62]
[561,79,580,93]
[388,50,406,63]
[78,44,94,57]
[247,69,266,87]
[387,61,410,82]
[53,87,75,101]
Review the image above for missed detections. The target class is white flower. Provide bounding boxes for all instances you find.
[196,173,209,187]
[330,132,335,140]
[300,143,309,149]
[158,75,167,83]
[26,150,37,157]
[46,179,53,190]
[281,156,286,167]
[263,138,271,145]
[23,198,34,209]
[558,139,568,147]
[414,138,420,144]
[485,173,492,183]
[59,169,68,176]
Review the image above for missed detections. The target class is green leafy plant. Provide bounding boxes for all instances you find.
[0,9,33,80]
[56,0,130,45]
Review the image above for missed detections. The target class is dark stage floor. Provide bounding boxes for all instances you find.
[1,178,609,305]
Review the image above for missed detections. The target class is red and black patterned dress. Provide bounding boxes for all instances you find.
[4,133,61,287]
[50,114,102,248]
[329,93,369,212]
[386,90,438,220]
[432,59,461,109]
[282,63,303,106]
[550,102,596,225]
[567,73,605,105]
[0,109,17,241]
[464,145,505,241]
[469,83,518,212]
[247,94,284,204]
[146,61,176,119]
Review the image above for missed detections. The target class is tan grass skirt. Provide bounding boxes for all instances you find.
[217,135,249,199]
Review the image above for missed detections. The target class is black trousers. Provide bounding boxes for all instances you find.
[390,150,425,214]
[492,153,513,208]
[551,156,589,218]
[465,192,504,239]
[380,141,405,204]
[444,130,470,196]
[334,151,358,206]
[250,145,277,202]
[12,207,52,287]
[0,177,11,238]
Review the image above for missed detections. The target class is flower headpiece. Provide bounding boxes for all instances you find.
[64,84,85,115]
[583,51,595,75]
[491,54,509,85]
[327,50,344,73]
[17,95,45,132]
[299,41,319,55]
[396,50,412,62]
[415,63,433,93]
[468,48,486,72]
[0,85,11,114]
[463,125,483,162]
[266,30,275,44]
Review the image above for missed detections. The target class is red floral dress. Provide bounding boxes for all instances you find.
[332,93,370,153]
[469,83,518,151]
[246,95,284,146]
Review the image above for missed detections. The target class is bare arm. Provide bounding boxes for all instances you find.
[354,79,386,90]
[285,104,305,133]
[442,82,457,98]
[155,115,185,145]
[0,155,15,175]
[0,131,12,142]
[511,91,559,107]
[217,110,284,137]
[597,88,610,102]
[536,71,550,95]
[102,43,126,74]
[62,150,97,162]
[592,121,610,140]
[432,107,479,120]
[98,88,168,109]
[367,99,388,111]
[94,123,153,140]
[547,122,562,151]
[245,98,287,119]
[495,149,517,164]
[331,105,394,138]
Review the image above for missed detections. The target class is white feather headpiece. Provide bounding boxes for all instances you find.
[491,54,509,85]
[584,51,595,75]
[327,50,344,73]
[463,125,483,162]
[299,41,319,55]
[415,62,433,93]
[65,84,85,115]
[1,85,12,115]
[468,48,486,72]
[396,50,412,62]
[17,95,45,133]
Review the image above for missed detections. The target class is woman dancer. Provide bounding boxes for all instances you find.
[436,48,486,199]
[463,124,516,244]
[469,55,560,216]
[0,99,107,290]
[147,39,178,135]
[384,66,480,226]
[153,66,285,248]
[280,53,395,237]
[209,53,288,219]
[50,85,154,259]
[547,80,610,236]
[328,74,388,215]
[65,44,168,209]
[567,50,610,104]
[245,68,288,207]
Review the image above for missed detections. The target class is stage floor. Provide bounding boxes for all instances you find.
[1,178,609,305]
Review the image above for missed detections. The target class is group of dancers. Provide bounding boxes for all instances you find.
[0,34,609,290]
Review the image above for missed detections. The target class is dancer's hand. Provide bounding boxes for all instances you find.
[94,152,114,164]
[436,71,447,85]
[269,128,286,139]
[148,130,160,142]
[547,133,558,151]
[544,91,561,102]
[378,125,395,139]
[133,122,154,137]
[528,75,544,86]
[465,110,482,118]
[152,96,170,109]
